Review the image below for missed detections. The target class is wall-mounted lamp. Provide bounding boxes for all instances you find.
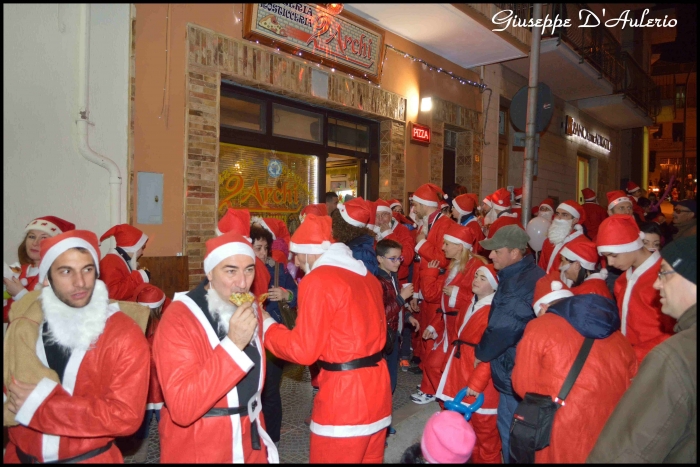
[324,3,344,15]
[420,97,432,112]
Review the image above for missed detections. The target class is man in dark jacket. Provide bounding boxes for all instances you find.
[476,225,545,463]
[587,235,697,463]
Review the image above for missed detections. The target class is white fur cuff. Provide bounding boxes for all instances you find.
[15,378,58,426]
[263,317,278,335]
[449,286,459,309]
[414,239,427,254]
[13,288,28,301]
[219,337,254,373]
[137,269,149,283]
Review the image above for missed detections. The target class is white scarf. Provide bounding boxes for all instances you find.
[40,279,110,352]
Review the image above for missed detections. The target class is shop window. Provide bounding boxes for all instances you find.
[220,94,265,133]
[444,129,457,150]
[272,104,323,143]
[328,118,369,153]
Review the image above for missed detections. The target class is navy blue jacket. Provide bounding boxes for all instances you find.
[347,234,379,276]
[264,260,298,324]
[547,294,620,339]
[475,254,545,396]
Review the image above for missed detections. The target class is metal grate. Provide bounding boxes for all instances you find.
[444,129,457,149]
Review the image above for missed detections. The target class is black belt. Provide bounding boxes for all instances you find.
[16,441,114,464]
[437,308,458,317]
[203,402,261,451]
[318,351,383,371]
[451,339,477,359]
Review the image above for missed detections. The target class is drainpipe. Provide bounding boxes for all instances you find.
[76,3,122,229]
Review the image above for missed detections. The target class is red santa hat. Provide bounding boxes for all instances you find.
[491,188,512,211]
[531,206,540,217]
[626,181,641,195]
[596,215,644,254]
[466,193,479,207]
[443,224,476,251]
[25,216,75,237]
[39,230,101,283]
[513,187,523,201]
[131,283,166,309]
[482,194,493,208]
[452,194,476,217]
[203,231,255,274]
[393,211,416,227]
[412,183,448,208]
[100,224,148,253]
[533,275,574,313]
[290,213,333,255]
[581,188,596,202]
[375,199,393,214]
[389,199,402,210]
[476,263,499,291]
[561,240,599,271]
[557,200,586,225]
[216,208,251,239]
[338,198,371,228]
[606,190,632,211]
[539,198,555,211]
[300,203,328,222]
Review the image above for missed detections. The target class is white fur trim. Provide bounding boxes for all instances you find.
[448,286,459,308]
[252,217,276,240]
[451,199,468,216]
[627,187,641,194]
[443,234,473,251]
[411,195,438,207]
[215,227,223,236]
[137,269,150,283]
[203,242,255,274]
[220,336,254,373]
[561,246,597,270]
[38,237,100,283]
[584,197,597,202]
[390,201,401,209]
[290,240,331,255]
[607,197,632,211]
[263,316,277,335]
[337,203,367,228]
[414,239,427,253]
[25,219,62,236]
[492,203,509,211]
[310,414,392,437]
[597,232,644,254]
[557,203,581,219]
[534,289,573,314]
[147,403,164,410]
[139,297,165,309]
[477,266,498,291]
[311,243,367,276]
[14,377,58,426]
[376,205,392,214]
[13,288,29,301]
[120,233,148,253]
[482,198,493,207]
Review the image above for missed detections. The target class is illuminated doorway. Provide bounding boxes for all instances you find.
[577,156,590,204]
[326,154,360,202]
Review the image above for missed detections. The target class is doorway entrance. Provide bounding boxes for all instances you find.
[577,156,590,204]
[327,154,361,202]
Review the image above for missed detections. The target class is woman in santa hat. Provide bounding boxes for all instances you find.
[450,194,486,257]
[559,240,612,299]
[412,224,487,405]
[331,198,379,275]
[435,264,501,463]
[3,216,75,322]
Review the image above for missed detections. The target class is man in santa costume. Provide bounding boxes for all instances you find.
[375,199,415,286]
[435,264,501,463]
[626,180,643,201]
[596,215,675,363]
[559,240,612,299]
[98,224,150,300]
[485,188,521,240]
[4,230,150,463]
[606,190,634,216]
[153,231,278,463]
[480,194,496,234]
[512,282,637,463]
[537,198,555,222]
[262,213,391,463]
[580,188,608,241]
[538,200,588,274]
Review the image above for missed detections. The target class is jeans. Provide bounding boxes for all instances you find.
[400,325,413,359]
[262,350,286,443]
[497,392,520,463]
[384,333,400,394]
[135,408,161,439]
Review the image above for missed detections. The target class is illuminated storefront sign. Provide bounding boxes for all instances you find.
[410,122,431,144]
[243,3,386,82]
[565,115,611,152]
[218,143,318,220]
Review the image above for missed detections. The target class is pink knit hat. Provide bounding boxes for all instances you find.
[421,411,476,464]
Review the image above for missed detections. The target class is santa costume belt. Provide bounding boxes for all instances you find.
[318,351,383,371]
[451,339,477,359]
[437,308,458,316]
[203,402,261,451]
[16,441,114,464]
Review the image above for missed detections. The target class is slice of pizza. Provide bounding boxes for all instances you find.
[229,292,256,306]
[258,14,287,37]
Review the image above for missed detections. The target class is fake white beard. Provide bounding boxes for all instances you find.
[484,208,498,226]
[547,219,573,245]
[539,210,553,222]
[559,263,574,288]
[130,254,138,271]
[205,287,258,345]
[40,279,110,352]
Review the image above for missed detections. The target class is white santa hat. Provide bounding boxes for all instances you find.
[203,231,255,275]
[39,230,101,283]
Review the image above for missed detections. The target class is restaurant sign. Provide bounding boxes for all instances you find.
[410,122,431,145]
[243,3,386,83]
[565,115,611,152]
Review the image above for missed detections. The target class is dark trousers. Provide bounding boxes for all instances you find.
[384,333,400,394]
[135,409,161,439]
[400,325,413,359]
[262,350,286,443]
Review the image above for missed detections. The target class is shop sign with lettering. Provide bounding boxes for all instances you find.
[410,122,431,144]
[564,115,611,152]
[244,3,386,83]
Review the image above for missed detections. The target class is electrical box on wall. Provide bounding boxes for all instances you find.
[137,172,163,224]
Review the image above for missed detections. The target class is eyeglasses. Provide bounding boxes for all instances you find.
[673,208,692,214]
[382,256,404,263]
[657,269,676,280]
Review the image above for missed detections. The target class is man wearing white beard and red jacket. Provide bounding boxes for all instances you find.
[538,200,588,274]
[98,224,151,300]
[375,199,415,286]
[4,230,150,463]
[153,231,278,463]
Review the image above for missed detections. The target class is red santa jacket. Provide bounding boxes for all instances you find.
[415,211,454,270]
[3,263,40,322]
[5,305,150,463]
[538,229,587,274]
[572,273,612,299]
[263,244,392,438]
[153,287,276,464]
[435,293,499,413]
[581,202,608,241]
[461,216,487,257]
[512,313,637,463]
[252,257,271,298]
[613,251,675,363]
[486,212,520,240]
[99,251,149,300]
[377,220,416,283]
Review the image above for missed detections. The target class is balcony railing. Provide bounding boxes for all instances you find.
[650,137,697,152]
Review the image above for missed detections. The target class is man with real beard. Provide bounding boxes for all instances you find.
[98,224,151,300]
[4,230,150,463]
[153,231,278,463]
[538,200,588,274]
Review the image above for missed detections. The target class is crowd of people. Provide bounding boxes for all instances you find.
[2,180,696,464]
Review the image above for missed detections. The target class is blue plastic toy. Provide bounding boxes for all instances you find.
[443,389,484,422]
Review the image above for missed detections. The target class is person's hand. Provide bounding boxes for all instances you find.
[474,357,482,369]
[267,287,288,302]
[7,377,37,414]
[408,315,420,333]
[422,328,436,340]
[409,298,420,313]
[466,387,479,397]
[227,302,258,350]
[400,284,414,300]
[428,260,440,269]
[380,222,392,233]
[3,277,25,297]
[443,285,455,296]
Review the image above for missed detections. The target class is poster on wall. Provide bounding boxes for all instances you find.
[243,3,386,83]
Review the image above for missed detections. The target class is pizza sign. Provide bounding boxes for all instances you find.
[243,4,386,83]
[410,122,431,144]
